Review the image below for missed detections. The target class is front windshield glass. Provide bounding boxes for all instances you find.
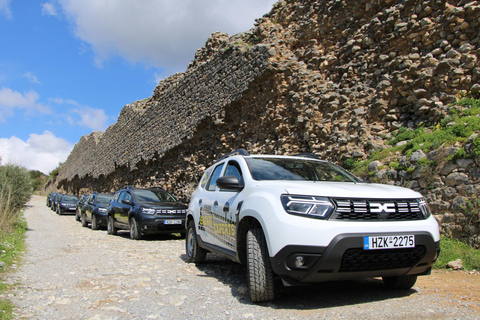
[63,196,79,201]
[245,157,360,182]
[97,194,113,203]
[134,189,177,202]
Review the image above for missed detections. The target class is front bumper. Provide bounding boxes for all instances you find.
[137,214,186,234]
[271,231,440,285]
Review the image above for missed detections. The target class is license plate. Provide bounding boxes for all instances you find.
[164,220,182,225]
[364,235,415,250]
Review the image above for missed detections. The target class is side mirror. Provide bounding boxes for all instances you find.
[216,175,244,191]
[122,199,133,205]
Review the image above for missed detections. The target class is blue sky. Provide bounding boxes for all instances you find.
[0,0,276,174]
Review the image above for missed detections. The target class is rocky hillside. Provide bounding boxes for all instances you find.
[50,0,480,245]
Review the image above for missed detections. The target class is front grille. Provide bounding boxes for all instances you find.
[155,209,187,215]
[330,198,424,221]
[339,246,427,272]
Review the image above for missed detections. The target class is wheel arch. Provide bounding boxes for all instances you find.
[236,216,263,265]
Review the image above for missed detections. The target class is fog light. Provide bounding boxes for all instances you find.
[295,256,305,268]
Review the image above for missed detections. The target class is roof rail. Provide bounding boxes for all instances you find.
[121,186,134,189]
[293,153,321,160]
[216,149,250,163]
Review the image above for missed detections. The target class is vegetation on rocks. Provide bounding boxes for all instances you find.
[0,160,31,320]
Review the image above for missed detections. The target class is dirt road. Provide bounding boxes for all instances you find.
[4,196,480,319]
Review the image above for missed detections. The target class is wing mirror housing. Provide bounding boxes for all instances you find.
[216,175,244,191]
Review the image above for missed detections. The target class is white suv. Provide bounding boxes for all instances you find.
[185,150,440,302]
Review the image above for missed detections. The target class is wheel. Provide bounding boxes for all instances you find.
[247,228,275,302]
[130,217,142,240]
[81,213,88,228]
[56,207,61,215]
[383,275,418,289]
[107,215,117,235]
[185,221,207,263]
[91,214,99,230]
[75,209,81,222]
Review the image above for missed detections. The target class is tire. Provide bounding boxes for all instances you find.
[81,213,88,228]
[56,207,61,215]
[75,209,81,222]
[130,217,142,240]
[91,214,99,230]
[107,215,117,235]
[185,221,207,263]
[247,228,275,302]
[383,275,418,289]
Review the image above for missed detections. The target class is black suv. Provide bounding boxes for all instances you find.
[107,187,187,240]
[81,192,114,230]
[51,193,63,212]
[76,194,90,222]
[56,194,79,215]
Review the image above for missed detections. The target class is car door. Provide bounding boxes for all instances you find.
[197,162,225,248]
[117,190,132,226]
[211,160,244,253]
[85,194,95,221]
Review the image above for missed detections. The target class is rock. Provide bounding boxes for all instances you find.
[368,161,382,172]
[410,150,426,163]
[445,173,469,186]
[447,259,463,270]
[451,196,467,212]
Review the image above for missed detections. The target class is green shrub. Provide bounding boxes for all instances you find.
[343,158,356,170]
[0,164,32,209]
[434,236,480,270]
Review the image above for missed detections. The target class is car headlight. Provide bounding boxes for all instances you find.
[141,207,156,215]
[98,208,107,213]
[281,195,334,219]
[418,198,432,218]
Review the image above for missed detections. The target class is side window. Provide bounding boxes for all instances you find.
[88,194,95,203]
[225,161,243,185]
[200,168,212,189]
[124,192,133,202]
[118,191,125,202]
[207,163,225,191]
[113,192,119,202]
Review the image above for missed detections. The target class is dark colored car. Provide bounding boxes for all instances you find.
[51,193,64,212]
[107,186,187,240]
[76,194,90,222]
[81,192,114,230]
[56,194,79,215]
[46,192,57,207]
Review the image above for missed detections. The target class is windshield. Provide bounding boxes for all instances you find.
[245,157,360,182]
[133,189,177,202]
[63,196,79,201]
[97,194,113,204]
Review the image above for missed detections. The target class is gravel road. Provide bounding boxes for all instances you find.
[5,195,480,319]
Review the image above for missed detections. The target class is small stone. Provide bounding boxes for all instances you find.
[447,259,463,270]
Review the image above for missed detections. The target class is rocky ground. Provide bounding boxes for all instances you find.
[3,195,480,319]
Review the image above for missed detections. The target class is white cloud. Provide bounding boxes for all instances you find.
[0,131,73,174]
[0,87,51,121]
[0,0,12,19]
[72,106,109,131]
[23,72,41,84]
[56,0,276,74]
[42,2,57,16]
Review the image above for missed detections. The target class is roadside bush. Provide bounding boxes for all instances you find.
[0,164,32,210]
[434,236,480,271]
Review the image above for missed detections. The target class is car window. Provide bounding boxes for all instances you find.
[63,196,78,201]
[123,192,132,202]
[246,157,360,182]
[207,163,225,191]
[225,161,243,184]
[97,194,113,204]
[200,168,213,189]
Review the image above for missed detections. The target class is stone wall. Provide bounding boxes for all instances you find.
[54,0,480,245]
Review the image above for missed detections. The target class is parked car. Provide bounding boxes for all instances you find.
[56,194,79,215]
[185,150,441,302]
[76,194,90,222]
[107,186,187,240]
[46,192,57,207]
[51,193,63,212]
[81,192,114,230]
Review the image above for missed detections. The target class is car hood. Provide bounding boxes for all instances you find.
[137,201,188,209]
[253,180,422,199]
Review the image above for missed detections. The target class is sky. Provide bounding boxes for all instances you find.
[0,0,276,174]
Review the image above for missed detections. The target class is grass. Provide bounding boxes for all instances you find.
[0,209,27,320]
[433,236,480,271]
